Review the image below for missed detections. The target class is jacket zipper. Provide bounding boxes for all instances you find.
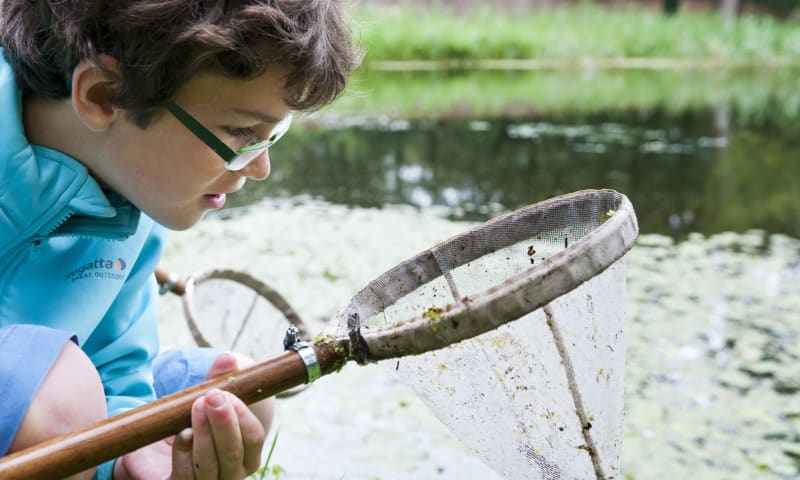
[40,209,74,236]
[0,209,73,290]
[0,242,36,295]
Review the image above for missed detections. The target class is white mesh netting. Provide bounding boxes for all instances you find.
[395,260,626,479]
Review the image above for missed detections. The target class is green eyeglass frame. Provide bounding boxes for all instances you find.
[166,101,292,171]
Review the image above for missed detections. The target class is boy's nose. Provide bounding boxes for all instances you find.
[237,149,270,180]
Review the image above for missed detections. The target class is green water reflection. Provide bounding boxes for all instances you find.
[329,69,800,122]
[235,106,800,238]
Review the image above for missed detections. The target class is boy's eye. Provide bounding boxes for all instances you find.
[223,126,262,148]
[223,126,256,139]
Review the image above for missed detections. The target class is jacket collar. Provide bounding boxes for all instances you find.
[1,48,138,239]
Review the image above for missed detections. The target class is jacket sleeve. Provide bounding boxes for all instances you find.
[81,223,166,416]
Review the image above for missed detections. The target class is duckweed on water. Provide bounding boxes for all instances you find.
[624,230,800,479]
[160,200,800,479]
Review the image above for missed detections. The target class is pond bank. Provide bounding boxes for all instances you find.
[367,57,800,71]
[158,198,800,479]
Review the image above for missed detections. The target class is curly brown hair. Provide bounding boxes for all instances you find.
[0,0,360,126]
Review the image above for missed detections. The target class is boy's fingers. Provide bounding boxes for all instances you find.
[205,390,245,479]
[191,396,219,479]
[204,352,238,380]
[171,429,195,480]
[230,394,267,473]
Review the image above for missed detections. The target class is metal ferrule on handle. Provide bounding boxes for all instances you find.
[283,326,322,382]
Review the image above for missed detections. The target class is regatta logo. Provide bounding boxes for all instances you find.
[65,258,128,282]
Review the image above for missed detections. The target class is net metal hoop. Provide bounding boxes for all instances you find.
[327,189,639,361]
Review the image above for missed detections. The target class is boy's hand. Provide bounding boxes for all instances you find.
[171,388,265,479]
[114,353,267,480]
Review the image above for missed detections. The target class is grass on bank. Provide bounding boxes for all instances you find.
[250,430,283,480]
[350,4,800,68]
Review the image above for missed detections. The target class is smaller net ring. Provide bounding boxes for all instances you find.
[181,268,312,398]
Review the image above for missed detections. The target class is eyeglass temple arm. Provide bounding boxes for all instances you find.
[166,102,237,161]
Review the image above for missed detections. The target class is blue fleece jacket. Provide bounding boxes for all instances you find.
[0,49,164,420]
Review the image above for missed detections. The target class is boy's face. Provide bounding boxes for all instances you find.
[94,67,292,230]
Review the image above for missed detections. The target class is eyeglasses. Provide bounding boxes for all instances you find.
[166,101,292,171]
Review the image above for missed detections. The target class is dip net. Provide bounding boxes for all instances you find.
[317,189,633,479]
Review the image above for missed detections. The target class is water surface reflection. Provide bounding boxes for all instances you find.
[234,109,800,238]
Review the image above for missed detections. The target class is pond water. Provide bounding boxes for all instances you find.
[234,106,800,239]
[159,71,800,479]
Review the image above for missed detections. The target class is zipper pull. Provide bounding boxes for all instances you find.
[28,237,45,265]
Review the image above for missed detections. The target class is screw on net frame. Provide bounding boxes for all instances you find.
[154,267,313,397]
[0,189,638,480]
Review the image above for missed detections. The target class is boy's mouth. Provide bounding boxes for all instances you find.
[204,193,227,209]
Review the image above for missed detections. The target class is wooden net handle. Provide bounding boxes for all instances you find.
[0,350,314,480]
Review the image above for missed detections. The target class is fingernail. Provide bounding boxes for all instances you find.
[179,428,193,444]
[217,351,236,364]
[206,389,225,408]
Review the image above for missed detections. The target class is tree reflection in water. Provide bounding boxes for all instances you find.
[233,109,800,239]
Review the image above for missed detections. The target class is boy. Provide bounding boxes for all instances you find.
[0,1,357,479]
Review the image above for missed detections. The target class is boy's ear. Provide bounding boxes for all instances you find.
[70,55,122,132]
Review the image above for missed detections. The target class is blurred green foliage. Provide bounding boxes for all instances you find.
[351,5,800,66]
